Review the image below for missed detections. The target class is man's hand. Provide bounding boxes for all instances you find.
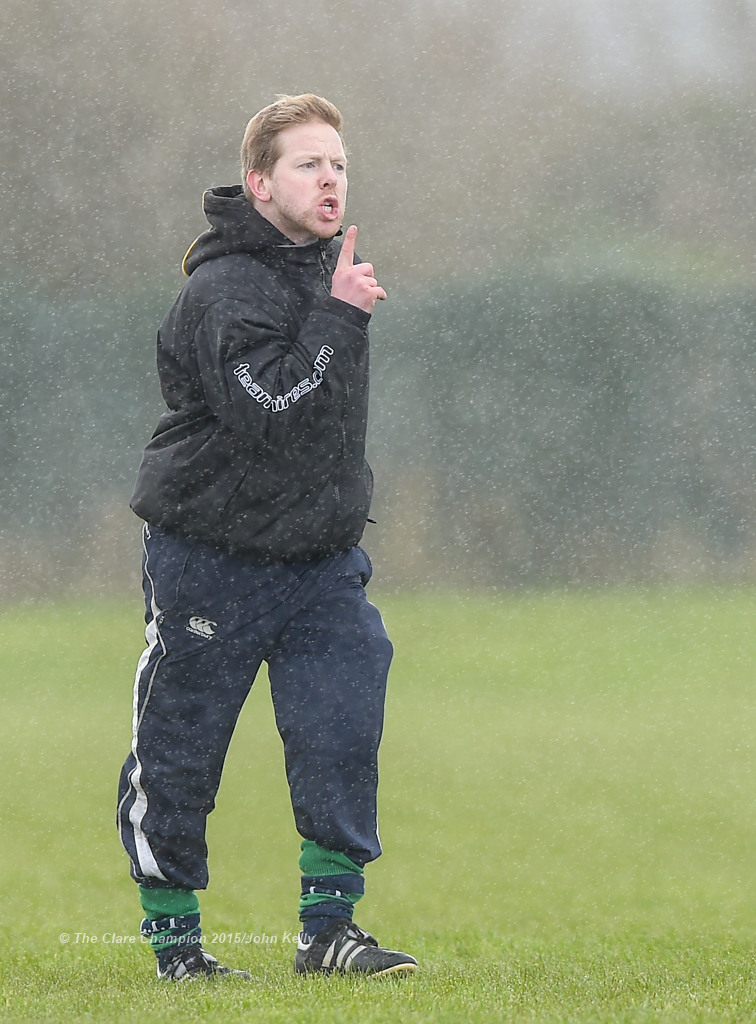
[331,225,387,313]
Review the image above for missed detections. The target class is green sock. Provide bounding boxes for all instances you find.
[298,840,365,878]
[138,887,201,957]
[298,841,365,935]
[138,886,200,920]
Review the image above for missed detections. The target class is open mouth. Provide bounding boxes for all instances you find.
[320,199,339,218]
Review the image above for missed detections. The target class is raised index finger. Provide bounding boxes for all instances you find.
[336,224,358,269]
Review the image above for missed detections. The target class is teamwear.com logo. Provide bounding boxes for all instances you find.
[187,616,217,639]
[233,345,334,413]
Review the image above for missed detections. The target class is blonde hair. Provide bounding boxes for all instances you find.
[241,94,344,200]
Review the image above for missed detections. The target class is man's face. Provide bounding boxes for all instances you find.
[248,120,348,245]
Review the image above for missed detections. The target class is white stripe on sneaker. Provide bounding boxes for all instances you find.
[335,938,361,969]
[322,938,340,969]
[341,943,364,970]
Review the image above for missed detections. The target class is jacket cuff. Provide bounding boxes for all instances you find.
[320,294,372,328]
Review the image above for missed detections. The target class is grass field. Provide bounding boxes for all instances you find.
[2,587,756,1021]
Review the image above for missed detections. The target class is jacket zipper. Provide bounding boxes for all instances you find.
[318,246,330,297]
[321,242,351,535]
[333,391,348,532]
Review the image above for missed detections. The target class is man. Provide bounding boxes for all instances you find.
[116,94,416,981]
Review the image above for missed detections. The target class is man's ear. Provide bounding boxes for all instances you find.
[246,169,270,202]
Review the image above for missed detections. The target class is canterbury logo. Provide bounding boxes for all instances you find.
[187,616,217,639]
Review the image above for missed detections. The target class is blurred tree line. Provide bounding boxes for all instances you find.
[2,0,756,597]
[369,268,756,586]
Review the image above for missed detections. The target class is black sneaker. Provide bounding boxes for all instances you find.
[294,920,417,977]
[156,945,250,981]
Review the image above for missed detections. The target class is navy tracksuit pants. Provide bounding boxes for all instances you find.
[117,525,393,891]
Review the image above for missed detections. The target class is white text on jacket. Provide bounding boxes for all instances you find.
[233,346,334,412]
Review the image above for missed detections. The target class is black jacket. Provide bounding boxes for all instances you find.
[130,185,374,562]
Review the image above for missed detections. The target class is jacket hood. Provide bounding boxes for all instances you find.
[181,185,294,276]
